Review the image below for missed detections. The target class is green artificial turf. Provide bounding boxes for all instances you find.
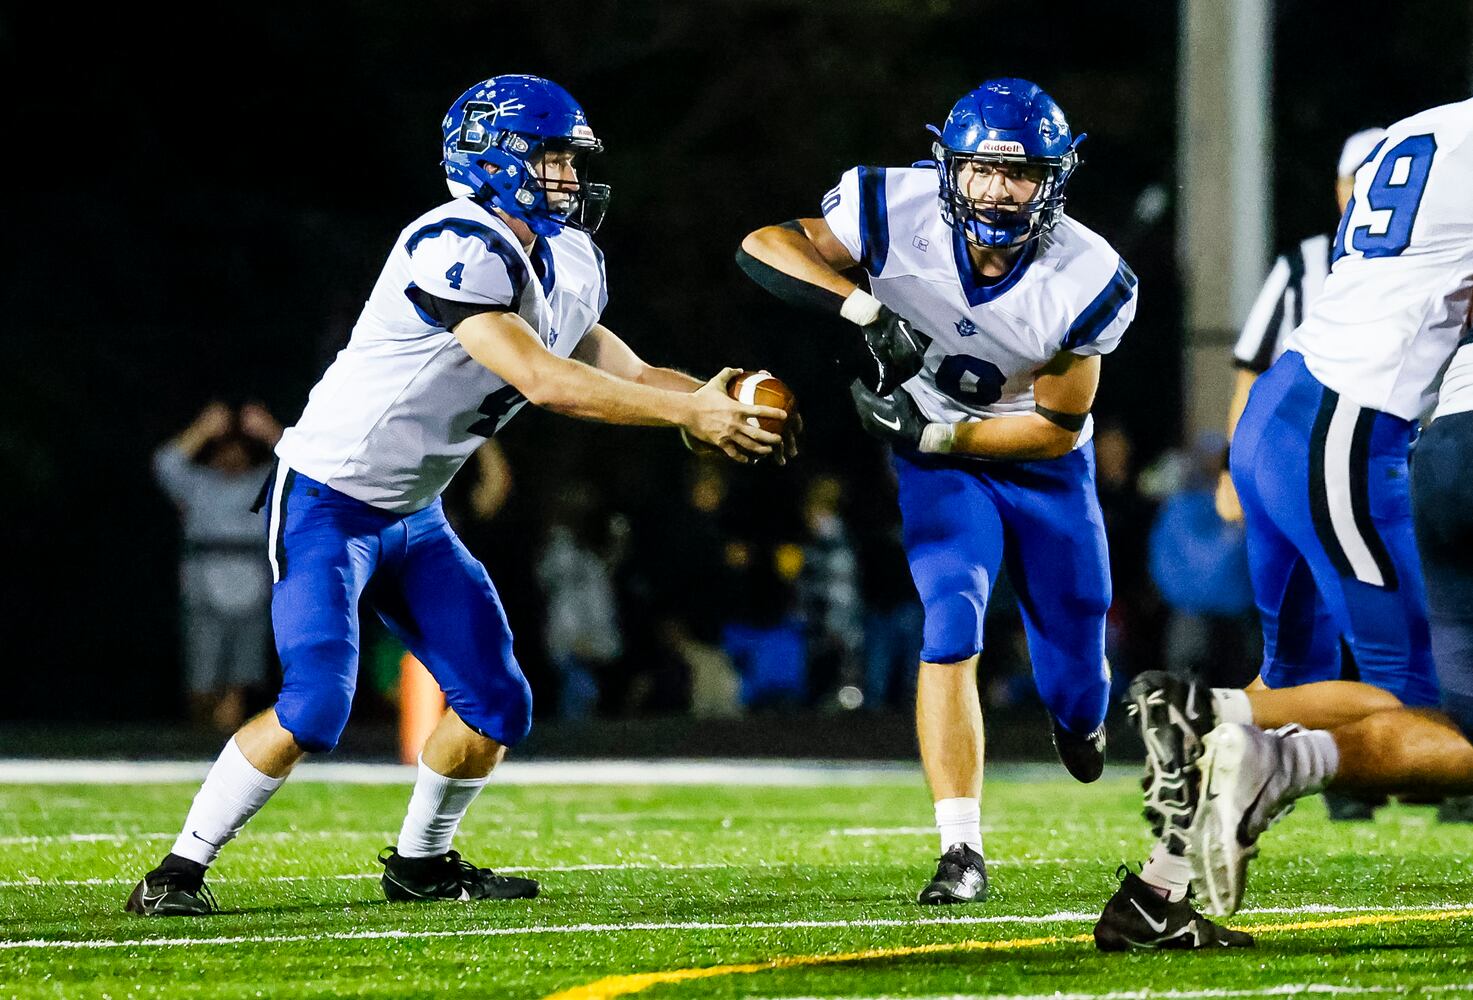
[2,768,1472,999]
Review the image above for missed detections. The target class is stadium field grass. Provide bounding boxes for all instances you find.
[3,765,1473,998]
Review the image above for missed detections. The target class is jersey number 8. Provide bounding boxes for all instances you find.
[936,355,1008,406]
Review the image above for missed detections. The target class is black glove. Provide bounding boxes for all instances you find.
[850,379,927,447]
[859,305,931,396]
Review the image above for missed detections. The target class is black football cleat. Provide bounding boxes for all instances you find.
[917,844,988,904]
[1052,717,1107,783]
[1094,867,1254,951]
[1324,790,1386,821]
[378,847,539,902]
[1438,794,1473,823]
[1127,670,1213,845]
[124,855,218,917]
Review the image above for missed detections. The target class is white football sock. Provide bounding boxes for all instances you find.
[170,737,285,867]
[1139,841,1193,902]
[1212,688,1254,726]
[934,797,983,854]
[1280,727,1341,796]
[396,757,488,858]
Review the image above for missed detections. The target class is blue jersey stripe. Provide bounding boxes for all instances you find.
[592,242,609,315]
[404,217,529,310]
[1062,259,1138,351]
[857,167,890,277]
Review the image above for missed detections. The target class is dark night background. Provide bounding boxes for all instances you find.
[3,2,1469,726]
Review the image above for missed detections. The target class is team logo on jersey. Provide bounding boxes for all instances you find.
[955,317,978,338]
[457,99,527,153]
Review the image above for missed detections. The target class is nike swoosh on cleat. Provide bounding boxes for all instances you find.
[457,887,471,901]
[873,413,902,431]
[141,889,167,907]
[1129,898,1169,933]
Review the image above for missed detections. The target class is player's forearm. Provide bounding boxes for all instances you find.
[634,366,703,393]
[522,353,693,427]
[941,414,1080,460]
[738,225,858,308]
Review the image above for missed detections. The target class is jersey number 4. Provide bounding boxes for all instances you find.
[1332,133,1437,262]
[469,384,525,437]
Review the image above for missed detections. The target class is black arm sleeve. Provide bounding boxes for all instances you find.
[406,285,512,332]
[734,221,848,315]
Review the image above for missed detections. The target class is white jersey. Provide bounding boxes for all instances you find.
[276,198,607,512]
[1288,99,1473,420]
[1234,233,1332,373]
[1434,331,1473,419]
[822,166,1136,448]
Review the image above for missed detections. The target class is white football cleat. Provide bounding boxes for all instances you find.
[1186,723,1298,917]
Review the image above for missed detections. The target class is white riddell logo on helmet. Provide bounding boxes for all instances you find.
[571,124,595,139]
[978,139,1026,155]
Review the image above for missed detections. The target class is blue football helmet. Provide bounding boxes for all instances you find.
[442,74,610,236]
[930,78,1082,249]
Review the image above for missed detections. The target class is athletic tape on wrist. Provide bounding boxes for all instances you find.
[919,423,955,454]
[840,289,883,327]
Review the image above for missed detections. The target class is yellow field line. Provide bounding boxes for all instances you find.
[539,907,1473,1000]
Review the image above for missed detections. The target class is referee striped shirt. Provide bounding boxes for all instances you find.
[1234,233,1333,373]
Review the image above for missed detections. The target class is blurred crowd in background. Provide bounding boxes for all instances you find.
[154,403,1261,733]
[8,1,1465,729]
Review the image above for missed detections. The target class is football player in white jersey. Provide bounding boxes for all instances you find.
[1130,98,1473,919]
[734,78,1239,935]
[1220,127,1387,524]
[125,74,789,917]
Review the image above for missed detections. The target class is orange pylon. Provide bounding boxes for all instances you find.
[398,652,445,765]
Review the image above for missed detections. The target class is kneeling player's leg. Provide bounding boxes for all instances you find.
[894,455,1004,864]
[373,503,531,861]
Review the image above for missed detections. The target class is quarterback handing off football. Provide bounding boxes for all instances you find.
[726,370,797,435]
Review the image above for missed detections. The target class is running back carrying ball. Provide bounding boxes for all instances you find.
[727,371,797,435]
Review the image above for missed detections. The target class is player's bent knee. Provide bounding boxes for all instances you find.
[919,589,986,665]
[273,636,359,753]
[274,692,353,753]
[455,668,533,749]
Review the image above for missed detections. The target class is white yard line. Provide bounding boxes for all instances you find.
[0,861,737,888]
[3,902,1471,951]
[0,759,926,787]
[0,858,1084,889]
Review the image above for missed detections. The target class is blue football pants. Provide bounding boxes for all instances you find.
[1230,351,1437,706]
[262,466,531,753]
[892,444,1112,736]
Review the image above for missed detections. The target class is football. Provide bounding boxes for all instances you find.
[726,370,797,435]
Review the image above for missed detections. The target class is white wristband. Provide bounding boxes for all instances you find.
[839,288,883,327]
[919,423,955,454]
